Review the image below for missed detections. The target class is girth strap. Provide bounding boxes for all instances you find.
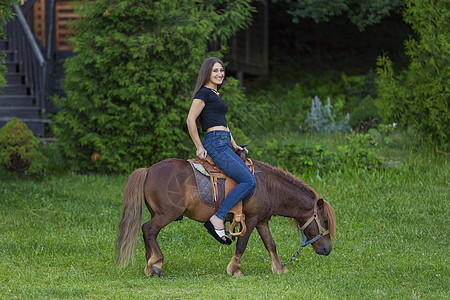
[210,175,219,213]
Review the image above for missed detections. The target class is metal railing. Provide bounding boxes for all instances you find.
[5,4,47,120]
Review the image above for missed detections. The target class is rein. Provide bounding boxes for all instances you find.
[282,198,329,267]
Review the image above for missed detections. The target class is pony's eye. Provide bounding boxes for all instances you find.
[324,219,329,225]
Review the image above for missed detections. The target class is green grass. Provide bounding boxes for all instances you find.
[0,133,448,299]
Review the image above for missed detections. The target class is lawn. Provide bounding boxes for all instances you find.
[0,133,448,299]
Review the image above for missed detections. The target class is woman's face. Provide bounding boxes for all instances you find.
[208,62,225,86]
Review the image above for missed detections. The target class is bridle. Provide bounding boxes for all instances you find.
[300,197,330,240]
[299,197,330,245]
[282,197,330,267]
[282,198,341,298]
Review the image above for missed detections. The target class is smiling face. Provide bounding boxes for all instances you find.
[206,62,225,88]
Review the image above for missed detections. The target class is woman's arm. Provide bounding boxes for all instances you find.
[187,99,207,159]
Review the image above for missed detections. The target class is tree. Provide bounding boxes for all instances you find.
[53,0,255,172]
[376,0,449,151]
[277,0,403,30]
[0,0,19,89]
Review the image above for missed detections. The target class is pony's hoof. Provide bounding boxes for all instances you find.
[271,261,290,274]
[152,266,162,277]
[144,265,162,277]
[227,266,244,277]
[273,266,289,274]
[227,258,243,277]
[231,270,244,277]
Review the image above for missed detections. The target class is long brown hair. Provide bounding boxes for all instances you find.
[191,57,225,100]
[190,57,225,127]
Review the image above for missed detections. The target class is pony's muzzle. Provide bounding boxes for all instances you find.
[316,244,332,256]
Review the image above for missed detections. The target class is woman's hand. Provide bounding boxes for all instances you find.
[233,144,249,155]
[230,132,248,155]
[196,146,208,160]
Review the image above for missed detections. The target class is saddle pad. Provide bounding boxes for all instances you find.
[189,162,226,207]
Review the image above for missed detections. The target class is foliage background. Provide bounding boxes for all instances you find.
[47,0,448,173]
[53,0,254,172]
[278,0,403,31]
[0,0,19,89]
[376,0,450,151]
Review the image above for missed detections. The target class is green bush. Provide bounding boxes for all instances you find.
[38,142,68,175]
[337,133,383,169]
[376,0,450,151]
[244,87,310,134]
[349,95,380,132]
[341,70,377,106]
[0,118,47,178]
[253,133,383,178]
[53,0,255,172]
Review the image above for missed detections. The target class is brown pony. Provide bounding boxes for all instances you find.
[116,158,336,277]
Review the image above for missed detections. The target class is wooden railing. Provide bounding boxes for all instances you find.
[6,4,48,120]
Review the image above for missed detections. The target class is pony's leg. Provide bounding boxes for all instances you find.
[142,214,177,277]
[256,221,289,274]
[227,218,258,277]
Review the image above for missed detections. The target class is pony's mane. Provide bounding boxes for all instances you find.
[324,200,336,240]
[254,160,336,240]
[254,160,318,200]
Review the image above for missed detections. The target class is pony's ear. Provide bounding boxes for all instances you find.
[317,198,324,210]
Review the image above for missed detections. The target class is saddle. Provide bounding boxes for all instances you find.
[188,147,254,238]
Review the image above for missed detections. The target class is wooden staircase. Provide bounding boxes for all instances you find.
[0,39,49,136]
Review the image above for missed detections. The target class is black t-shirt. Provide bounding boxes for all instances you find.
[194,87,228,132]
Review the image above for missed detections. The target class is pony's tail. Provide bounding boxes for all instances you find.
[116,168,149,267]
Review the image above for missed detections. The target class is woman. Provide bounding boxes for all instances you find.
[186,57,256,245]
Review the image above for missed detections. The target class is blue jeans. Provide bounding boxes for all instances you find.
[202,130,257,220]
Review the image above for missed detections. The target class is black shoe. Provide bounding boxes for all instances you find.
[204,220,232,245]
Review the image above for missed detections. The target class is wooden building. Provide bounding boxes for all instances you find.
[0,0,268,136]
